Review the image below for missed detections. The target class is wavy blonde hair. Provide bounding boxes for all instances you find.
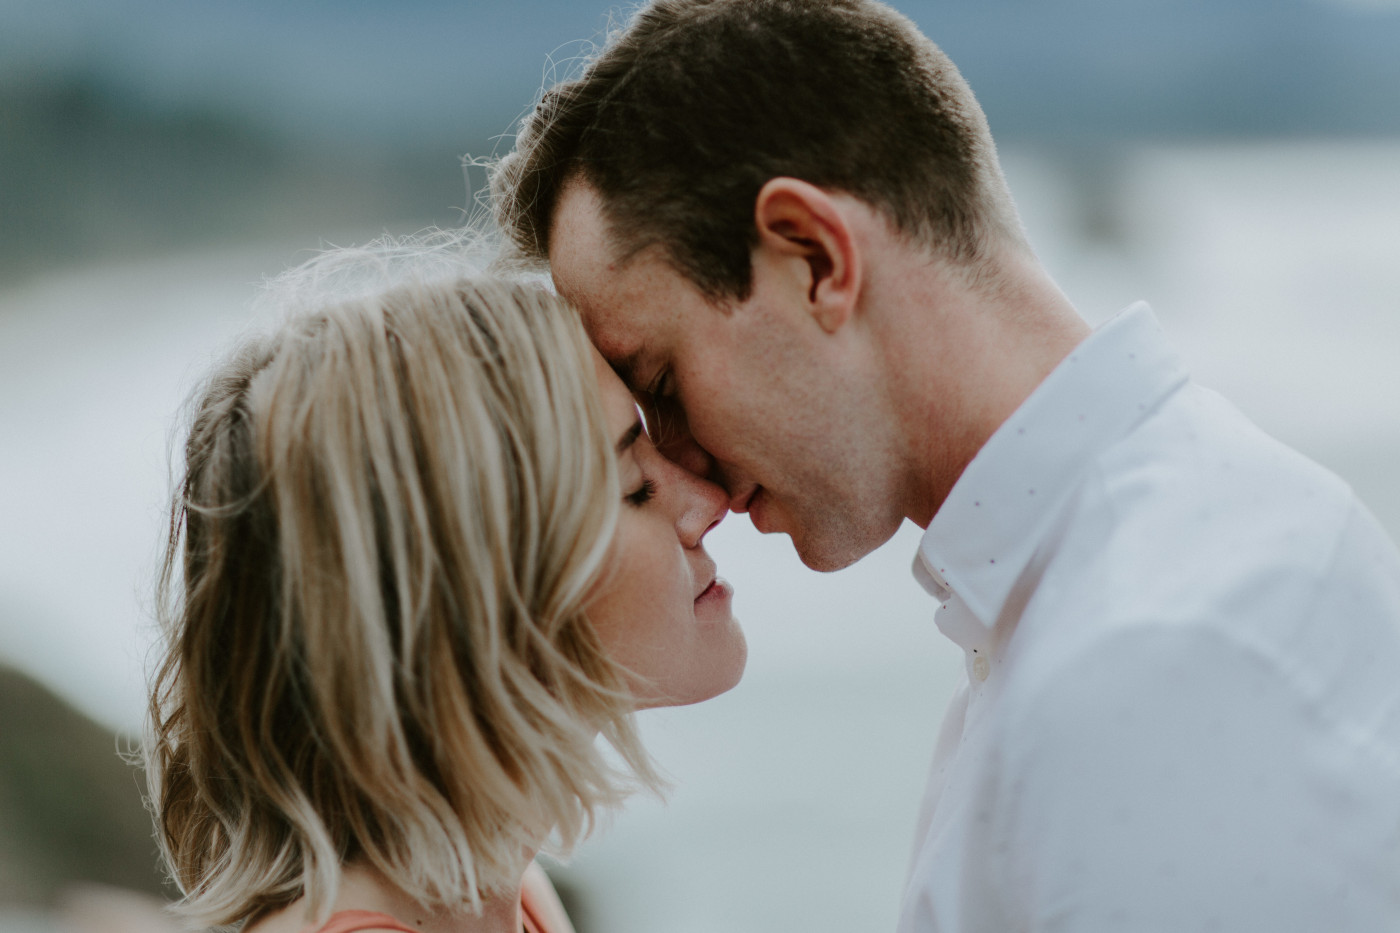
[148,238,655,928]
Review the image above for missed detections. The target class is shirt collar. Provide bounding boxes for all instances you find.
[913,303,1190,632]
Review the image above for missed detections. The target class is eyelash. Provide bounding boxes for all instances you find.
[626,478,657,507]
[650,370,674,398]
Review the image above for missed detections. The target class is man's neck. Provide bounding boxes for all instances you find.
[877,247,1090,528]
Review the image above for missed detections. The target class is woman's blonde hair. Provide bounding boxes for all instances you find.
[148,239,654,928]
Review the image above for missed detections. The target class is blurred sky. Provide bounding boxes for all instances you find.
[2,2,1399,931]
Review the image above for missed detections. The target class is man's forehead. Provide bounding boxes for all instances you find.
[547,182,617,302]
[550,264,647,378]
[546,179,723,396]
[549,187,658,325]
[550,190,669,364]
[614,341,664,391]
[574,291,651,390]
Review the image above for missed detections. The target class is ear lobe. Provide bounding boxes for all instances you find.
[753,178,861,335]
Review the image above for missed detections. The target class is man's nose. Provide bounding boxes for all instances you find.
[725,480,758,515]
[670,464,728,548]
[640,400,724,487]
[655,430,717,482]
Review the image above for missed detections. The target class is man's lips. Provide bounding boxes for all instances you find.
[734,485,776,534]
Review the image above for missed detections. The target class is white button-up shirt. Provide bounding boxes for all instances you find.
[899,303,1400,932]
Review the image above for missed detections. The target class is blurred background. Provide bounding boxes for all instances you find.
[1,0,1398,929]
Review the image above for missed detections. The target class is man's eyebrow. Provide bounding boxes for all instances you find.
[615,420,644,454]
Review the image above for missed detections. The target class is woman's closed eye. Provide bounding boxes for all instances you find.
[626,477,657,507]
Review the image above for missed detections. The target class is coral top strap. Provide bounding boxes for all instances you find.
[314,910,420,933]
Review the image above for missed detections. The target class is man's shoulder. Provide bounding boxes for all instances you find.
[1075,381,1357,587]
[1104,382,1347,522]
[1000,498,1400,777]
[1004,382,1400,744]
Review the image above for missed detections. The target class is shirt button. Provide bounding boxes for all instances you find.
[973,656,990,682]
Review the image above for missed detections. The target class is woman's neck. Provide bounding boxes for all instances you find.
[245,861,526,933]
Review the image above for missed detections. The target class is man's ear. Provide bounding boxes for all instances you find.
[753,177,861,334]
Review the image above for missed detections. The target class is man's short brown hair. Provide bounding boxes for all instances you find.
[492,0,1025,300]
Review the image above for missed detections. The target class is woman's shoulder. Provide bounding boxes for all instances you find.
[243,864,572,933]
[245,907,417,933]
[307,909,420,933]
[520,863,577,933]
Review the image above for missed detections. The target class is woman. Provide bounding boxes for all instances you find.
[146,242,746,933]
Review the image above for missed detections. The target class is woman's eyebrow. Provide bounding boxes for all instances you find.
[615,420,643,454]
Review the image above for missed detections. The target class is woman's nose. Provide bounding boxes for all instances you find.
[662,457,728,548]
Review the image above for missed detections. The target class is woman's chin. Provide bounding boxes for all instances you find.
[696,622,750,705]
[636,630,748,710]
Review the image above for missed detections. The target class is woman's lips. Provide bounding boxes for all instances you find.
[695,577,731,604]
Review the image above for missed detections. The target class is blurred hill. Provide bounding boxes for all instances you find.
[0,665,167,906]
[2,0,1397,145]
[920,0,1400,140]
[0,76,473,285]
[0,662,603,930]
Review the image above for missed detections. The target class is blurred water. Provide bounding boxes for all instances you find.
[1,142,1397,931]
[0,241,306,739]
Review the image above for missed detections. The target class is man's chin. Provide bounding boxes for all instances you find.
[785,521,870,572]
[747,496,888,571]
[794,541,865,573]
[790,514,900,573]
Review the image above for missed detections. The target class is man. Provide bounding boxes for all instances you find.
[492,0,1400,929]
